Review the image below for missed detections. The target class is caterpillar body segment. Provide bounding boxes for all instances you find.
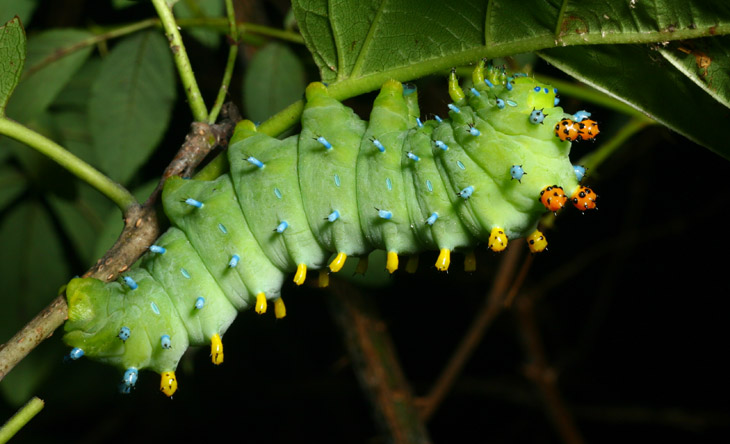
[63,63,598,396]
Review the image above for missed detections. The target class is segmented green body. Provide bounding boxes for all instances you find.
[63,64,590,395]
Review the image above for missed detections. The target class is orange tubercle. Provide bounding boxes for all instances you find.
[571,186,598,211]
[539,185,567,213]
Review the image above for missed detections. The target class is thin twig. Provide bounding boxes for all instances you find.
[328,279,432,444]
[515,296,585,444]
[417,241,525,421]
[0,396,44,444]
[0,106,240,383]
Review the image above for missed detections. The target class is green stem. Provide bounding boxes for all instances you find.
[208,0,239,124]
[579,117,653,172]
[150,0,209,122]
[0,397,44,444]
[0,118,136,211]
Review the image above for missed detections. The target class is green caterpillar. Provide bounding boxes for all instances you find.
[63,61,598,396]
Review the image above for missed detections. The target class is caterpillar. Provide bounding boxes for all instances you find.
[63,60,598,397]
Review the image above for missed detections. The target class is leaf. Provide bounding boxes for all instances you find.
[0,0,39,26]
[243,42,307,122]
[0,163,25,212]
[88,31,176,184]
[174,0,224,48]
[0,200,69,405]
[657,36,730,109]
[292,0,730,88]
[4,28,93,123]
[0,16,25,116]
[538,44,730,159]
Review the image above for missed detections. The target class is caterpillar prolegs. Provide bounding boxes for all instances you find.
[63,61,599,396]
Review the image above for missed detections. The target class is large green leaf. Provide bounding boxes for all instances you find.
[0,16,25,116]
[88,31,176,184]
[4,29,93,123]
[243,42,306,122]
[539,44,730,159]
[290,0,730,156]
[293,0,730,87]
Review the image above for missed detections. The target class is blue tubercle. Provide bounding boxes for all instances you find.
[467,124,480,137]
[510,165,526,182]
[119,368,138,394]
[448,104,460,114]
[434,115,443,123]
[315,136,332,150]
[118,326,131,342]
[496,98,505,109]
[184,198,204,209]
[484,79,494,88]
[573,164,587,182]
[458,186,474,200]
[406,151,420,162]
[123,276,138,290]
[149,245,166,254]
[505,81,513,91]
[425,212,439,226]
[327,210,340,222]
[529,108,546,125]
[554,97,560,106]
[246,155,265,169]
[371,138,386,153]
[228,254,240,268]
[194,296,205,310]
[416,117,423,128]
[572,110,592,122]
[275,221,289,233]
[434,140,448,151]
[65,347,84,362]
[376,208,393,220]
[469,87,480,97]
[160,335,171,349]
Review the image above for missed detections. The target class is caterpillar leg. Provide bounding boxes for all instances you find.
[464,251,477,272]
[435,248,451,271]
[329,252,347,272]
[293,264,307,286]
[211,333,223,365]
[318,269,330,288]
[386,251,399,274]
[355,256,369,275]
[488,228,508,252]
[160,371,178,397]
[274,297,286,319]
[255,292,267,314]
[405,255,419,274]
[526,230,548,253]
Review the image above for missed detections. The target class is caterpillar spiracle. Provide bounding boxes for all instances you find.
[63,61,599,397]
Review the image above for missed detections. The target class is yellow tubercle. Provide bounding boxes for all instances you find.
[160,371,177,397]
[318,269,330,288]
[488,228,508,252]
[464,251,477,272]
[329,252,347,272]
[211,333,223,365]
[293,264,307,286]
[435,248,451,271]
[526,230,548,253]
[355,257,369,275]
[274,297,286,319]
[472,59,486,85]
[255,292,267,314]
[448,69,466,103]
[405,255,419,274]
[386,251,399,274]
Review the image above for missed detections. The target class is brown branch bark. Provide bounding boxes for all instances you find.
[0,104,240,383]
[328,278,432,444]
